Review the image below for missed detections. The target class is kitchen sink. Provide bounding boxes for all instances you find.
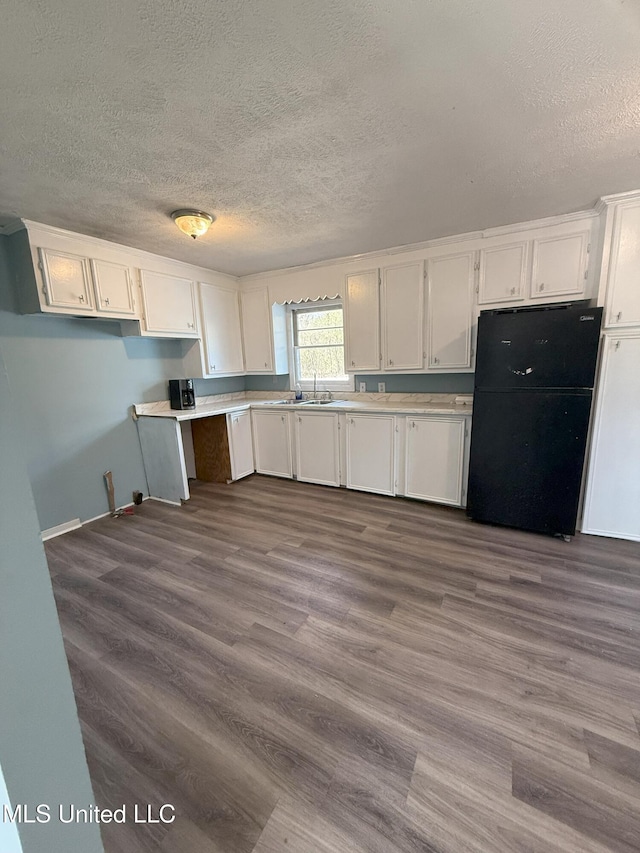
[261,398,338,406]
[262,399,307,405]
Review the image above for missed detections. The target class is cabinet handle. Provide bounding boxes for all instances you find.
[615,340,621,351]
[210,364,216,371]
[351,360,355,367]
[78,294,85,302]
[616,311,622,322]
[433,356,439,364]
[350,418,354,425]
[510,287,516,295]
[389,359,393,366]
[104,297,110,306]
[265,362,268,368]
[539,282,545,291]
[187,322,195,328]
[281,416,285,423]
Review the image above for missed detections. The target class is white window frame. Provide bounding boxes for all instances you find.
[287,300,354,393]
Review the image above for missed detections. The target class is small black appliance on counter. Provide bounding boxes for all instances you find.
[466,301,602,539]
[169,378,196,410]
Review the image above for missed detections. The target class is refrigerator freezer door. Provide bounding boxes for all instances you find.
[474,305,602,390]
[467,390,593,536]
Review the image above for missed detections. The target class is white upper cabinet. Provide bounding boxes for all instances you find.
[530,231,589,299]
[604,201,640,328]
[478,242,527,305]
[344,269,380,371]
[241,288,274,372]
[381,261,424,371]
[38,248,94,311]
[240,287,289,374]
[426,251,475,370]
[140,270,198,337]
[294,411,340,487]
[200,283,244,375]
[91,258,136,315]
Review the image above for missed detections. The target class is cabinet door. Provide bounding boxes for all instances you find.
[241,288,273,372]
[227,411,254,481]
[426,252,475,370]
[252,410,292,478]
[530,232,588,299]
[38,248,94,311]
[91,259,136,315]
[405,417,466,505]
[346,414,395,495]
[200,284,244,375]
[582,335,640,541]
[478,243,527,305]
[382,262,424,370]
[140,270,198,336]
[606,202,640,328]
[345,270,380,371]
[294,412,340,487]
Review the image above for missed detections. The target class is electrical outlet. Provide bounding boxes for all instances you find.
[359,382,366,393]
[378,382,386,393]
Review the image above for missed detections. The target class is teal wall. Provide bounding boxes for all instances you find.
[195,376,246,395]
[245,373,474,393]
[244,373,291,392]
[355,373,475,393]
[0,345,103,853]
[0,237,233,530]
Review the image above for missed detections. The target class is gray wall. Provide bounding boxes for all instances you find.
[0,237,234,530]
[0,345,103,853]
[244,373,474,393]
[354,373,475,393]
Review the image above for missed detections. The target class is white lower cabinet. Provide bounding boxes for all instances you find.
[346,414,395,495]
[251,410,293,478]
[294,412,340,487]
[582,335,640,541]
[404,416,467,506]
[226,410,254,481]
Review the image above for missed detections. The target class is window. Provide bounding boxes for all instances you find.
[290,303,351,391]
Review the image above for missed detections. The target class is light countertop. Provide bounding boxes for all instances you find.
[135,396,472,421]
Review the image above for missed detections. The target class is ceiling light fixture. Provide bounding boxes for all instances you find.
[171,209,214,239]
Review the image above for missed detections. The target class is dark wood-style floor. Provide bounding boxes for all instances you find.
[45,475,640,853]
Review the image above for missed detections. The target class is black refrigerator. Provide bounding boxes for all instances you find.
[466,302,602,538]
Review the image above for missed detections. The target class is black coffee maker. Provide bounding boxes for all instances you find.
[169,379,196,410]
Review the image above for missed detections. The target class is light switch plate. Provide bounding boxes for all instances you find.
[359,382,366,393]
[378,382,386,393]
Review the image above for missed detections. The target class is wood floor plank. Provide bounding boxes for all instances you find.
[44,475,640,853]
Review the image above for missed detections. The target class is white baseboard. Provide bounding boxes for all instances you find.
[41,518,82,541]
[41,497,151,540]
[147,496,182,507]
[582,527,640,543]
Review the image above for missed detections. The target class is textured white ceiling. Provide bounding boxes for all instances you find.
[1,0,640,275]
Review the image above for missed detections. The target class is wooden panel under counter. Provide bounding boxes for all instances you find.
[190,415,233,483]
